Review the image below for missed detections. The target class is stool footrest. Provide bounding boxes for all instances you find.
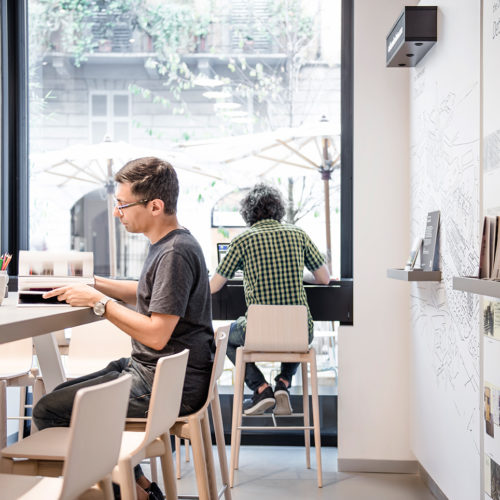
[242,413,305,418]
[238,425,314,431]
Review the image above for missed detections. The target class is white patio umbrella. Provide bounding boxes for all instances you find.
[174,118,341,270]
[30,138,219,276]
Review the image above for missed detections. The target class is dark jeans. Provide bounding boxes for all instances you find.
[227,318,299,392]
[33,357,153,481]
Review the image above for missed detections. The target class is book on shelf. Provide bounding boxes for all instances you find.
[490,216,500,279]
[479,215,500,279]
[479,216,492,278]
[17,250,94,306]
[421,211,440,272]
[404,237,423,271]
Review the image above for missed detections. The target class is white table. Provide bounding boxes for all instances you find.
[0,293,102,392]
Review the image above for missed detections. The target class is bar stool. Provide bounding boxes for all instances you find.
[0,338,37,448]
[230,304,322,488]
[169,326,231,500]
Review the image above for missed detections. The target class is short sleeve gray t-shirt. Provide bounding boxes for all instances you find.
[133,228,214,401]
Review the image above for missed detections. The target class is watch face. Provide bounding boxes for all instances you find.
[94,301,105,316]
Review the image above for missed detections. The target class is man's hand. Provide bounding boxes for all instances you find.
[43,284,105,307]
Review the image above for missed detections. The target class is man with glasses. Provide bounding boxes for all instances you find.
[35,157,215,500]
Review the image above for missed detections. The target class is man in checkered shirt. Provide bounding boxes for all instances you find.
[210,183,330,416]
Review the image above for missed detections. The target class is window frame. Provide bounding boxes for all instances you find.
[1,0,28,276]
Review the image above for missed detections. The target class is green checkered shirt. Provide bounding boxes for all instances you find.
[216,219,325,337]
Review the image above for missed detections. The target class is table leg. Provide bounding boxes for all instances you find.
[33,333,66,393]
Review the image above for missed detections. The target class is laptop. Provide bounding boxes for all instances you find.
[217,243,230,264]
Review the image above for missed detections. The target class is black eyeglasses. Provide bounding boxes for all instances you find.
[114,199,149,216]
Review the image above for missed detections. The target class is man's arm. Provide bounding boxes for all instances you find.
[43,284,177,350]
[94,275,138,306]
[303,264,330,285]
[313,265,330,284]
[210,273,228,294]
[103,301,178,350]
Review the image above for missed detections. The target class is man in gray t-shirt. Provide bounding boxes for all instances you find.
[35,157,214,500]
[134,226,214,413]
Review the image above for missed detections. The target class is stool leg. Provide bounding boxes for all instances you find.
[202,412,218,500]
[175,436,182,479]
[31,378,46,434]
[0,380,6,449]
[150,456,158,483]
[309,350,323,487]
[98,475,114,500]
[160,433,178,500]
[230,348,245,487]
[212,387,232,500]
[301,361,311,469]
[185,438,190,462]
[190,419,211,500]
[234,356,245,471]
[117,456,137,500]
[18,386,27,441]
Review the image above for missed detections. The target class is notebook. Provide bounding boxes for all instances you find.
[17,250,94,306]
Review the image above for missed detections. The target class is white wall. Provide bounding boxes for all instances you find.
[339,1,482,497]
[409,1,481,499]
[338,0,415,467]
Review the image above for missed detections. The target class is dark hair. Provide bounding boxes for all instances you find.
[115,157,179,214]
[240,183,285,226]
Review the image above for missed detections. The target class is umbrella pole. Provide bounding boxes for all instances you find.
[323,177,332,274]
[106,159,117,277]
[321,135,333,274]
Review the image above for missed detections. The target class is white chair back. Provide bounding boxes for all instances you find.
[206,328,229,406]
[66,320,131,377]
[59,374,132,500]
[245,304,309,352]
[143,350,189,445]
[176,328,228,418]
[214,327,229,381]
[0,338,33,377]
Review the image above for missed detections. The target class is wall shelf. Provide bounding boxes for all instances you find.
[452,276,500,299]
[387,268,441,282]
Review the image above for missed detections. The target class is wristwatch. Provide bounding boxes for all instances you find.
[93,296,113,317]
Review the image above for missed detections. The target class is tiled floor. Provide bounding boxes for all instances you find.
[147,445,436,500]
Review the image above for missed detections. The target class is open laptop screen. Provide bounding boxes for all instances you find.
[217,243,230,264]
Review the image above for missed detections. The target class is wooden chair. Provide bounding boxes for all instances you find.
[0,338,37,448]
[113,349,189,500]
[0,374,132,499]
[230,304,323,488]
[171,326,231,500]
[126,326,231,500]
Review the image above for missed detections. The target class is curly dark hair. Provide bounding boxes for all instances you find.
[115,157,179,214]
[240,183,285,226]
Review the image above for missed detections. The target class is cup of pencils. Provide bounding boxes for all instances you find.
[0,253,12,300]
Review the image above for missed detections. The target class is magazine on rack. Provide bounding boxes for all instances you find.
[17,251,94,306]
[421,211,440,272]
[404,237,423,271]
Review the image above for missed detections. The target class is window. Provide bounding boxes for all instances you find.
[2,0,352,397]
[90,91,131,144]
